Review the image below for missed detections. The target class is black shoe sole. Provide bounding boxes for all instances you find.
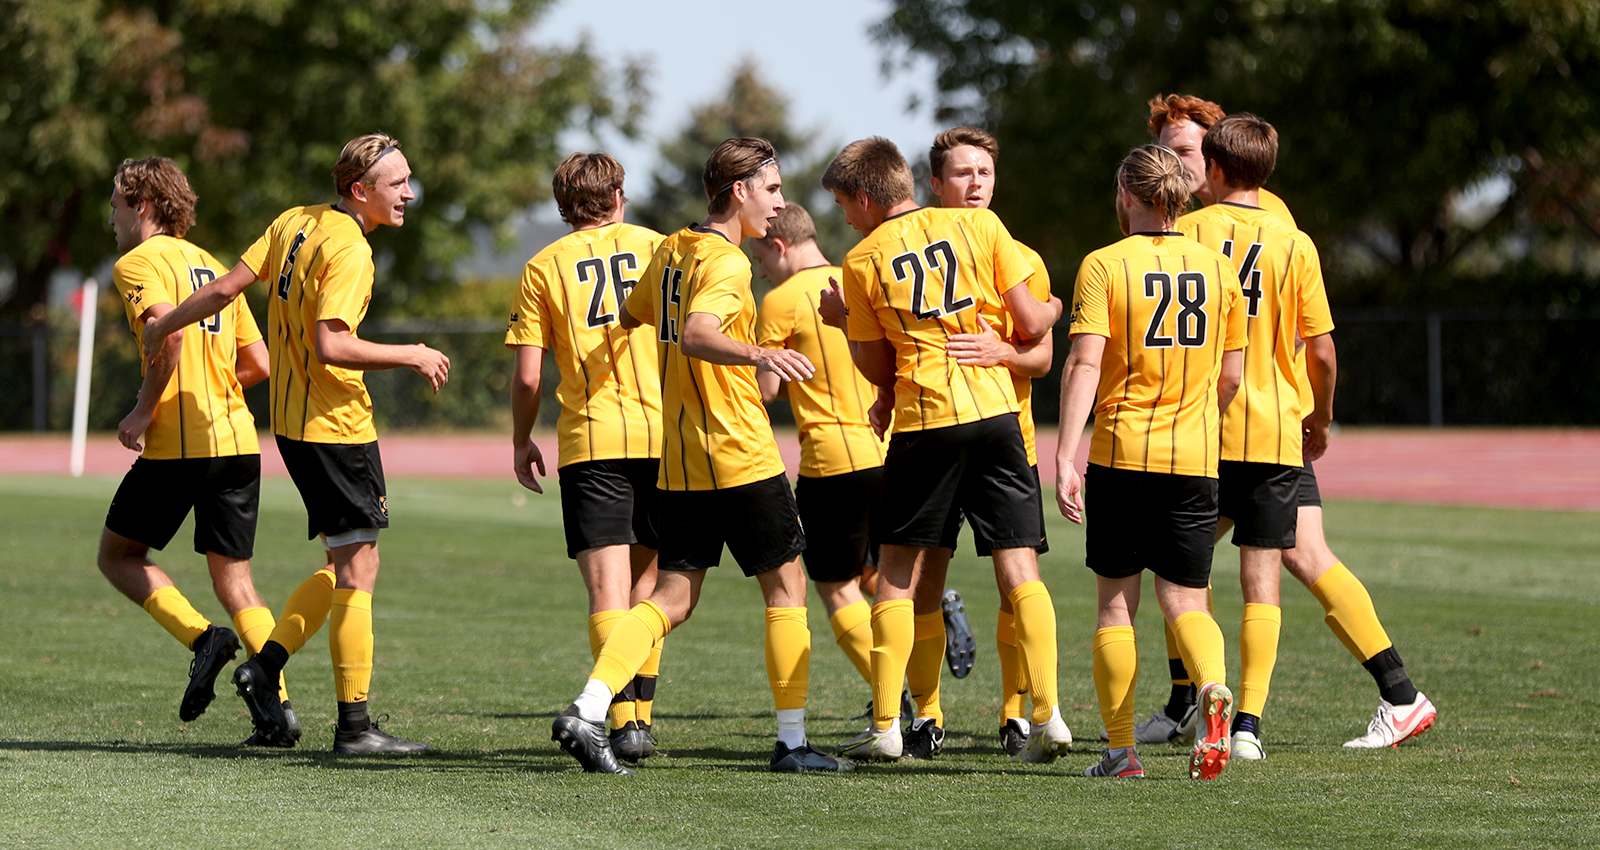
[552,714,632,775]
[942,591,976,679]
[233,663,293,747]
[180,628,240,722]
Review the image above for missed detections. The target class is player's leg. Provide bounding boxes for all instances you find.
[1085,573,1146,778]
[795,470,878,687]
[625,543,664,758]
[1285,466,1433,746]
[902,546,950,758]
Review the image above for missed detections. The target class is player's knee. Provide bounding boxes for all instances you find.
[97,528,141,574]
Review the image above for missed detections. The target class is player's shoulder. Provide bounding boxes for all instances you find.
[683,225,748,267]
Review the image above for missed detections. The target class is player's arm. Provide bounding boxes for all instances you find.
[234,340,269,390]
[946,319,1053,378]
[758,370,783,402]
[314,320,451,392]
[509,345,547,493]
[679,312,814,381]
[619,301,644,330]
[1302,332,1337,462]
[1218,349,1244,414]
[1054,332,1105,524]
[118,302,184,452]
[1001,283,1064,341]
[143,261,257,349]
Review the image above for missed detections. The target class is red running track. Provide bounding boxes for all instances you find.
[2,428,1596,513]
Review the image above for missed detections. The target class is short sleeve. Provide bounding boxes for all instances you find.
[239,229,274,279]
[843,254,886,342]
[756,287,795,350]
[1293,239,1335,339]
[505,260,552,349]
[625,249,663,328]
[313,243,376,329]
[112,254,174,329]
[987,214,1033,297]
[683,248,749,324]
[1221,259,1249,351]
[1023,249,1051,302]
[1067,257,1112,339]
[233,298,263,347]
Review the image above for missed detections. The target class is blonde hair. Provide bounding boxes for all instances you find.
[755,202,817,247]
[333,132,401,197]
[1117,144,1191,223]
[703,137,778,215]
[113,157,197,237]
[553,152,626,226]
[929,126,999,178]
[821,137,916,208]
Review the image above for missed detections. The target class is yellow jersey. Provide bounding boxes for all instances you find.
[623,225,786,491]
[241,204,377,444]
[1068,232,1248,477]
[505,222,665,468]
[1004,242,1051,466]
[1178,202,1334,466]
[756,265,886,478]
[1259,189,1297,230]
[113,235,261,460]
[841,207,1032,434]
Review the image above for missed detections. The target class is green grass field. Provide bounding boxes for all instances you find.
[2,473,1597,848]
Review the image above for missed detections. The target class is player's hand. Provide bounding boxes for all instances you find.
[946,317,1008,367]
[818,278,848,330]
[140,315,168,354]
[411,345,451,393]
[117,406,154,452]
[513,437,546,494]
[755,347,815,382]
[868,388,894,439]
[1302,414,1331,463]
[1055,462,1085,524]
[1045,293,1064,326]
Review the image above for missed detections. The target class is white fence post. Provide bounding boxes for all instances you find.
[69,278,99,477]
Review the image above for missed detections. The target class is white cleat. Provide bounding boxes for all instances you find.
[1231,729,1265,761]
[1344,693,1437,749]
[1136,711,1183,744]
[1017,709,1072,764]
[837,723,903,762]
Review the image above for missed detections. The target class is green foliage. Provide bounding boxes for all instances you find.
[0,0,644,319]
[876,0,1600,284]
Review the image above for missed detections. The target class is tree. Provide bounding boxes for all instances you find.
[0,0,644,321]
[876,0,1600,284]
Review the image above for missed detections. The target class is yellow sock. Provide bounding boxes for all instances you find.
[996,609,1028,721]
[142,586,210,649]
[1170,610,1227,688]
[1093,626,1139,749]
[765,607,810,711]
[1238,603,1282,718]
[635,635,664,725]
[907,611,945,725]
[1009,581,1059,724]
[869,599,914,730]
[828,600,874,685]
[591,600,671,694]
[232,606,288,702]
[269,568,335,656]
[1310,562,1394,662]
[329,589,373,704]
[587,610,626,660]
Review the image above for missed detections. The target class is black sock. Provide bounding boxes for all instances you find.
[254,640,290,681]
[338,700,370,732]
[1232,712,1260,736]
[1362,647,1419,706]
[1163,665,1196,722]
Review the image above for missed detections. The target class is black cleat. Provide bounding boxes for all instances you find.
[999,718,1029,757]
[770,741,856,773]
[283,700,303,742]
[637,722,656,759]
[610,720,656,763]
[902,719,946,759]
[942,589,976,678]
[552,705,632,774]
[180,626,240,722]
[333,717,429,755]
[232,657,293,747]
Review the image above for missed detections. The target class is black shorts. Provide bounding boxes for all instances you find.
[276,437,389,540]
[1218,460,1300,548]
[654,473,806,577]
[795,467,882,583]
[558,458,660,559]
[879,414,1042,552]
[1084,464,1218,589]
[1297,462,1323,508]
[105,455,260,559]
[970,465,1050,557]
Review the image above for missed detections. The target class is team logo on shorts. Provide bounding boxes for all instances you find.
[378,496,389,517]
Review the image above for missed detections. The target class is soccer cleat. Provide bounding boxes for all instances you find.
[770,741,856,773]
[333,717,429,755]
[1232,729,1265,761]
[282,701,303,742]
[637,721,656,759]
[851,690,916,723]
[941,589,977,678]
[610,720,653,763]
[232,657,294,747]
[837,724,903,762]
[999,718,1030,757]
[1084,746,1145,778]
[1100,710,1186,744]
[180,625,240,722]
[902,719,945,759]
[551,704,632,774]
[1174,701,1200,746]
[239,700,302,748]
[1017,712,1072,764]
[1343,693,1437,749]
[1188,682,1233,779]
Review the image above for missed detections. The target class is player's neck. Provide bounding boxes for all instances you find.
[698,212,747,245]
[1214,186,1260,208]
[1124,208,1173,235]
[573,209,624,233]
[333,199,375,234]
[133,218,168,247]
[782,242,830,277]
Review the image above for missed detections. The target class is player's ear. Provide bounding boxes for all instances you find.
[349,180,370,205]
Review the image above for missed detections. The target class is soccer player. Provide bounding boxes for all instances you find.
[507,152,667,763]
[823,137,1069,764]
[144,133,451,754]
[1175,114,1335,760]
[751,201,887,717]
[99,156,286,739]
[1056,143,1247,780]
[1141,95,1437,750]
[928,127,1056,756]
[549,138,852,775]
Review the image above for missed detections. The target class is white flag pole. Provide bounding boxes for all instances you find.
[69,278,99,478]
